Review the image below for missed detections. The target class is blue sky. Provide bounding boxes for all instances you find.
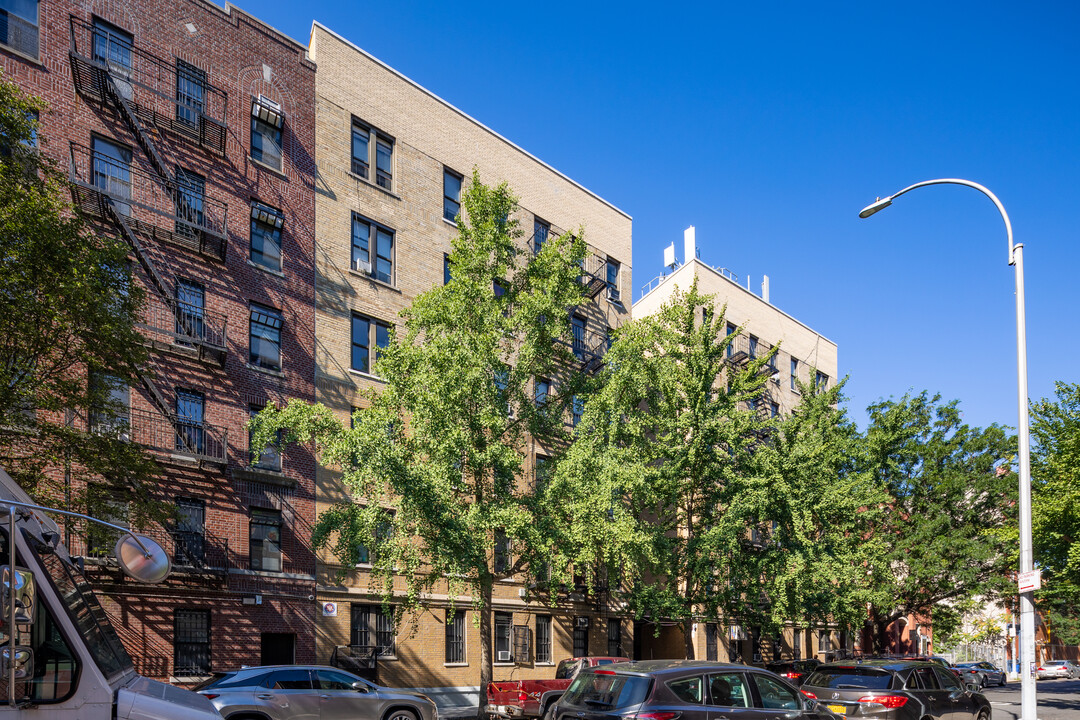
[252,0,1079,431]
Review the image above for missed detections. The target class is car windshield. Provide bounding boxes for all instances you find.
[804,667,893,690]
[562,672,652,709]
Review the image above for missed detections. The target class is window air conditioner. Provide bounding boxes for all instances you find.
[576,617,589,628]
[497,650,511,662]
[354,258,372,275]
[607,287,621,303]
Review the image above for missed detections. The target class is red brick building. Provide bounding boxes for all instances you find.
[1,0,317,681]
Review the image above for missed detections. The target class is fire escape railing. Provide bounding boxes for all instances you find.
[89,406,228,466]
[556,325,610,375]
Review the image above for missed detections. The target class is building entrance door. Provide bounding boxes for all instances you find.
[261,632,296,665]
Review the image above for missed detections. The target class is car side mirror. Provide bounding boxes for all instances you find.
[0,565,35,625]
[965,682,980,692]
[352,681,369,693]
[0,646,33,680]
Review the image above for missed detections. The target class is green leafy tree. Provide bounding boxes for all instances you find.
[563,279,848,657]
[859,392,1017,650]
[0,74,159,516]
[252,172,596,694]
[1029,381,1080,644]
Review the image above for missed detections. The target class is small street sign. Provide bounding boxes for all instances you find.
[323,601,338,617]
[1018,569,1042,592]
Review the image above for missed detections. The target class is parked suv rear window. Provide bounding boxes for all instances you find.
[556,660,580,679]
[804,667,893,690]
[563,672,652,709]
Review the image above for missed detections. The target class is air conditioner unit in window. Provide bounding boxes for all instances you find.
[497,650,511,662]
[354,258,372,275]
[607,287,621,303]
[576,617,589,628]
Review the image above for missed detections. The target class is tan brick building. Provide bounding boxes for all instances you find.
[307,22,633,699]
[632,228,845,666]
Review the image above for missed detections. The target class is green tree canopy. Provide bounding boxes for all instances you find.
[859,391,1016,649]
[1030,381,1080,644]
[0,74,158,514]
[252,171,601,690]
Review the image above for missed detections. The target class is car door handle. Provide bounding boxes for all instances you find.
[321,694,331,698]
[256,694,273,699]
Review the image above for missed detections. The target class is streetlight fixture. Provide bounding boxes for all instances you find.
[858,178,1036,720]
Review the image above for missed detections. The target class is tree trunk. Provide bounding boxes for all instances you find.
[476,579,493,720]
[684,618,696,660]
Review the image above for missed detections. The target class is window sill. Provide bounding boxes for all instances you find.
[249,259,286,278]
[444,662,469,668]
[348,170,401,201]
[443,217,459,229]
[348,269,400,293]
[493,662,516,667]
[0,43,43,67]
[251,156,288,179]
[348,368,387,384]
[247,363,286,379]
[233,466,297,488]
[536,662,554,667]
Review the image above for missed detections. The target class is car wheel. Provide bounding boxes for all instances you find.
[386,709,419,720]
[999,675,1006,686]
[976,710,989,720]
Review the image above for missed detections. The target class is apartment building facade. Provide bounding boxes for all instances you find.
[1,0,317,680]
[632,230,844,665]
[307,22,633,690]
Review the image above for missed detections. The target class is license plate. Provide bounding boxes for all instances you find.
[826,704,847,715]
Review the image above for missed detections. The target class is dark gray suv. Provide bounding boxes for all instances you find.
[551,659,839,720]
[801,660,991,719]
[195,665,438,720]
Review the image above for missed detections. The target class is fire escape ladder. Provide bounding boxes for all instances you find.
[104,74,174,186]
[105,199,171,301]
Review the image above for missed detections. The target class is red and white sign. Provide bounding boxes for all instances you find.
[1018,569,1042,592]
[323,602,338,617]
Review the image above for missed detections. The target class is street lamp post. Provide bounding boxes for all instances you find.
[859,178,1036,720]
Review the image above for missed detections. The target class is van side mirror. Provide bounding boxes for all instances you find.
[0,646,33,680]
[0,565,35,625]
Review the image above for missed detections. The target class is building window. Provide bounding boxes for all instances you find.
[493,529,510,575]
[351,214,393,283]
[816,371,828,392]
[770,402,780,418]
[494,611,513,662]
[350,119,393,189]
[446,610,465,664]
[249,508,282,572]
[0,0,40,59]
[352,604,396,656]
[443,168,462,222]
[91,136,132,208]
[793,628,801,660]
[174,497,205,566]
[819,630,831,655]
[607,619,623,657]
[706,623,718,661]
[175,167,205,239]
[494,365,511,416]
[606,258,620,302]
[351,121,370,178]
[355,511,393,565]
[748,335,758,360]
[91,18,132,73]
[87,491,128,556]
[249,406,281,471]
[175,388,205,454]
[174,609,211,676]
[376,136,393,190]
[176,60,207,126]
[351,314,391,375]
[251,96,284,171]
[88,371,130,438]
[726,324,736,358]
[573,617,588,657]
[534,455,551,491]
[790,358,799,391]
[533,218,549,254]
[571,315,588,359]
[444,254,452,285]
[571,395,584,427]
[249,304,283,371]
[535,615,552,664]
[250,201,284,271]
[534,378,550,408]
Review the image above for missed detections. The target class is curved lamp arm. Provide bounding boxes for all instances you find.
[858,178,1017,265]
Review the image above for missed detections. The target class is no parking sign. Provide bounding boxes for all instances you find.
[323,601,338,617]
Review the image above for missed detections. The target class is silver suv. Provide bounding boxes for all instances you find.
[195,665,438,720]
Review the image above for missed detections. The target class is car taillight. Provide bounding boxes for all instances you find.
[518,691,528,703]
[858,695,908,709]
[202,693,219,700]
[623,713,681,720]
[595,670,616,675]
[801,690,817,699]
[782,672,802,680]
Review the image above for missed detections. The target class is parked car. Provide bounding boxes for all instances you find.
[195,665,438,720]
[487,656,629,720]
[801,659,991,719]
[549,659,839,720]
[1036,659,1080,679]
[954,661,1007,687]
[766,659,822,685]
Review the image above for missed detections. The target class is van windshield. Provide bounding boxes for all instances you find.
[33,541,134,680]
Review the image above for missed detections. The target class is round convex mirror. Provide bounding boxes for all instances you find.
[114,534,171,583]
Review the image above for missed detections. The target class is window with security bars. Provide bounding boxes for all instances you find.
[494,612,512,662]
[352,604,396,656]
[513,625,531,663]
[174,497,205,566]
[175,388,205,454]
[446,610,465,663]
[176,278,205,345]
[174,609,211,676]
[607,619,622,657]
[706,623,718,661]
[535,615,552,664]
[573,618,588,657]
[174,167,206,239]
[176,60,207,127]
[0,0,39,59]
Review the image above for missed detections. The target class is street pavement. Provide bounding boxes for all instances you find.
[980,677,1080,720]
